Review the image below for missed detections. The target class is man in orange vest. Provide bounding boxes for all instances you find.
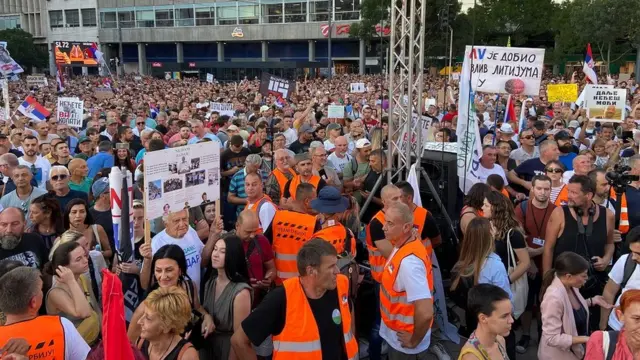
[270,183,319,283]
[282,152,326,208]
[0,266,91,359]
[231,238,359,360]
[265,149,295,206]
[310,186,357,255]
[245,172,277,235]
[379,202,434,358]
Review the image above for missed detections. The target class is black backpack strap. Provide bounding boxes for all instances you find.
[606,330,619,360]
[520,200,528,226]
[621,254,636,289]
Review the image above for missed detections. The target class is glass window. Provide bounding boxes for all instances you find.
[284,1,306,23]
[100,11,117,28]
[195,5,215,26]
[217,2,237,25]
[335,0,359,20]
[175,6,194,27]
[82,9,97,27]
[118,10,135,28]
[0,16,20,29]
[309,0,329,21]
[155,7,174,27]
[49,10,63,28]
[65,9,80,27]
[238,2,258,24]
[136,9,154,27]
[261,0,282,23]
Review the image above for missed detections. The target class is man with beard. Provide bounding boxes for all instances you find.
[0,207,47,269]
[289,124,314,155]
[555,130,578,171]
[18,136,51,189]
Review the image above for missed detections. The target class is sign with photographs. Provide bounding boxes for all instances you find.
[143,142,221,220]
[210,102,234,117]
[26,75,48,88]
[56,97,84,128]
[585,86,627,122]
[259,72,296,100]
[350,83,366,93]
[53,41,99,66]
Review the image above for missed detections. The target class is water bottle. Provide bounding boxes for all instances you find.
[95,244,101,252]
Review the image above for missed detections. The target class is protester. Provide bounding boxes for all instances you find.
[50,166,89,211]
[0,165,47,216]
[64,198,113,263]
[28,194,65,252]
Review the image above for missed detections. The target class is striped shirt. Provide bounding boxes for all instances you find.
[229,168,266,216]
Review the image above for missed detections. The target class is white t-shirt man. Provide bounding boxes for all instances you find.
[328,152,352,175]
[379,245,432,355]
[248,201,276,233]
[151,227,204,290]
[608,253,640,329]
[475,163,508,185]
[18,156,51,189]
[283,127,297,147]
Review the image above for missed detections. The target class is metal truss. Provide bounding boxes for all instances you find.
[386,0,427,183]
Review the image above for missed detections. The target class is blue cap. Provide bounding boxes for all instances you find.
[91,177,109,198]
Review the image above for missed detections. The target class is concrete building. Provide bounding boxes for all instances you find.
[96,0,385,79]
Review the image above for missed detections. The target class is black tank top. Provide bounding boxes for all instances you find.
[140,338,192,360]
[554,205,608,263]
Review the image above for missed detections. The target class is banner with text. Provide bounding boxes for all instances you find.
[585,86,627,122]
[547,84,578,102]
[210,102,234,117]
[328,105,345,118]
[350,83,366,93]
[464,46,545,96]
[259,72,296,99]
[57,97,84,128]
[26,75,48,88]
[206,73,214,83]
[143,142,220,220]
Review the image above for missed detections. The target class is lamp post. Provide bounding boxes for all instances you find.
[327,0,332,79]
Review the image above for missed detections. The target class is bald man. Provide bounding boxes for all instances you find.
[68,158,92,194]
[327,136,353,177]
[562,155,594,184]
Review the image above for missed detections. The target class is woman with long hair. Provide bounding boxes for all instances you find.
[135,286,199,360]
[64,198,113,262]
[129,244,214,346]
[460,183,491,237]
[114,146,136,174]
[45,241,102,346]
[539,252,612,359]
[200,235,252,359]
[28,193,65,252]
[586,289,640,358]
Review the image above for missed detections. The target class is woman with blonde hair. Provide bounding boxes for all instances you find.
[136,286,199,360]
[369,127,385,151]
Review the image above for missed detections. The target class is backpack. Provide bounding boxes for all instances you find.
[336,229,359,301]
[449,272,475,310]
[602,330,619,360]
[520,200,529,225]
[620,253,637,290]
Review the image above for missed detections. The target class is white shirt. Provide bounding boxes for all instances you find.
[562,170,575,184]
[132,126,154,137]
[379,248,432,354]
[151,227,204,291]
[475,163,507,185]
[608,254,640,329]
[328,152,352,174]
[324,139,336,152]
[248,200,276,232]
[283,128,297,147]
[61,317,92,359]
[18,156,51,189]
[100,129,113,141]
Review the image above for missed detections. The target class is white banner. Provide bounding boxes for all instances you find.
[464,46,545,96]
[398,112,433,157]
[143,142,221,220]
[327,105,344,118]
[576,84,613,107]
[206,73,214,83]
[585,86,627,122]
[210,102,234,117]
[26,75,48,88]
[350,82,366,93]
[56,97,84,128]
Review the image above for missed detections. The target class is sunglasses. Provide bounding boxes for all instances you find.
[51,174,68,181]
[521,135,534,140]
[545,168,563,173]
[136,122,145,125]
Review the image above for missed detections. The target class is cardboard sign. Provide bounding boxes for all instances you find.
[547,84,578,102]
[260,72,296,99]
[57,97,84,128]
[327,105,344,118]
[134,76,142,81]
[210,102,234,117]
[585,86,627,122]
[350,83,366,93]
[206,73,214,83]
[464,46,545,96]
[94,87,114,101]
[26,75,48,88]
[576,84,613,107]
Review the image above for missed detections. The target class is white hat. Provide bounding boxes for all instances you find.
[355,138,371,149]
[499,123,514,134]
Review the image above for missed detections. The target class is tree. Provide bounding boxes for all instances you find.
[0,29,48,71]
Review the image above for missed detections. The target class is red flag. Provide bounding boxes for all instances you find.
[504,95,518,133]
[101,270,135,360]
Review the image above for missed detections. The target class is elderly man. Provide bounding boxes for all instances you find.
[228,154,263,216]
[99,118,118,142]
[35,121,58,144]
[0,207,48,269]
[56,123,78,156]
[265,149,295,206]
[0,165,47,216]
[283,152,327,205]
[244,172,277,234]
[327,136,352,177]
[74,136,94,160]
[50,166,88,211]
[0,153,36,196]
[188,119,221,145]
[343,138,372,202]
[68,158,92,194]
[346,119,367,152]
[562,154,594,184]
[310,141,341,191]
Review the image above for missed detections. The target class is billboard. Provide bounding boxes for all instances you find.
[53,41,98,66]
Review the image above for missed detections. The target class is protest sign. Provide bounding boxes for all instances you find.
[210,102,234,117]
[464,46,545,96]
[619,73,631,82]
[26,75,48,88]
[260,72,296,99]
[94,87,114,101]
[350,83,366,93]
[398,112,433,156]
[585,86,627,122]
[451,73,460,81]
[143,142,221,220]
[56,97,83,128]
[206,73,214,83]
[547,84,578,102]
[134,76,142,81]
[576,84,613,107]
[327,105,344,118]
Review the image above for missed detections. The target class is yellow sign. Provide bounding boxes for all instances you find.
[547,84,578,102]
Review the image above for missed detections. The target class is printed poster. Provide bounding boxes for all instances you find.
[398,112,433,157]
[464,46,545,96]
[143,142,221,220]
[56,97,84,128]
[259,72,296,99]
[210,102,234,117]
[327,105,344,118]
[206,73,214,83]
[350,83,366,93]
[585,85,627,122]
[26,75,48,88]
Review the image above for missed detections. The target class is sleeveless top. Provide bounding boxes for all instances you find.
[139,338,193,360]
[554,205,608,263]
[458,332,509,360]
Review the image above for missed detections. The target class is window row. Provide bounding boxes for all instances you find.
[99,0,359,28]
[49,9,97,28]
[0,16,20,30]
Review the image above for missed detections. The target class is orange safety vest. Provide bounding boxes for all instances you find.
[380,239,434,334]
[273,275,358,360]
[312,222,356,255]
[554,185,568,206]
[412,206,434,257]
[501,188,510,198]
[272,210,317,284]
[287,175,321,200]
[246,194,276,234]
[365,211,386,283]
[0,315,66,359]
[272,168,296,198]
[610,190,630,234]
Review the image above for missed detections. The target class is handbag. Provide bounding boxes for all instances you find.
[507,229,528,319]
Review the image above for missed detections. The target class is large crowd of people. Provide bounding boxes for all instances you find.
[0,69,639,360]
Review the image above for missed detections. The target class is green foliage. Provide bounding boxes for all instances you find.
[0,29,48,71]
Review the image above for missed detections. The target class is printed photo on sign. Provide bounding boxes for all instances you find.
[350,83,365,93]
[585,86,626,122]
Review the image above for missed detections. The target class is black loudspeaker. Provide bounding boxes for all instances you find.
[418,149,458,220]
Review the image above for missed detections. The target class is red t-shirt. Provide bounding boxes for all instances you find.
[514,201,555,270]
[364,118,379,129]
[241,235,274,305]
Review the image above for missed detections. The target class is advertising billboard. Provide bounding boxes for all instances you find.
[53,41,98,66]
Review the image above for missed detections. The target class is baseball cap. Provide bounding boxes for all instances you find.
[327,123,342,132]
[299,124,314,134]
[106,119,117,126]
[554,130,572,140]
[260,105,270,113]
[91,177,110,198]
[355,138,371,149]
[568,120,580,129]
[499,123,514,134]
[78,136,91,143]
[227,125,239,132]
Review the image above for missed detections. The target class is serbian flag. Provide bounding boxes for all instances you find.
[275,95,285,108]
[17,96,50,122]
[504,95,518,133]
[149,103,159,119]
[583,43,598,84]
[56,64,65,93]
[84,42,104,63]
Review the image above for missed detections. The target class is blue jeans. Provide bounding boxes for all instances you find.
[369,282,382,360]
